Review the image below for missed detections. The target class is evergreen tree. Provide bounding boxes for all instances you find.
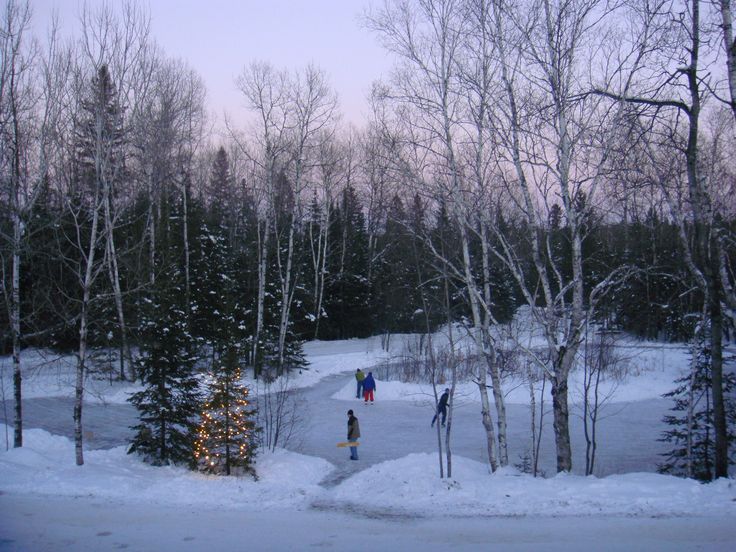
[194,347,258,476]
[323,186,371,338]
[373,194,420,333]
[259,275,308,375]
[128,257,202,466]
[406,193,444,331]
[73,64,125,201]
[658,325,736,480]
[209,146,233,212]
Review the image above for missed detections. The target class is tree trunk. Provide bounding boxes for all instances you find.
[12,225,22,448]
[720,0,736,121]
[7,13,27,448]
[147,174,156,286]
[551,366,572,473]
[481,223,508,466]
[75,200,102,466]
[104,196,131,381]
[534,375,546,478]
[253,217,269,377]
[478,378,499,472]
[183,180,191,306]
[312,206,329,339]
[277,220,296,374]
[708,255,728,477]
[528,363,537,475]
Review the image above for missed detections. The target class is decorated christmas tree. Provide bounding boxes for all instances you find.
[194,347,258,476]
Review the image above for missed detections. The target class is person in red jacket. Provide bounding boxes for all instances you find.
[362,372,376,404]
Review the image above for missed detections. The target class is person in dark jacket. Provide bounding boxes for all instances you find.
[347,409,360,460]
[431,388,450,427]
[362,372,376,404]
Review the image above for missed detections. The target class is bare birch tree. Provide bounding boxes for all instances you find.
[482,0,642,471]
[592,0,733,479]
[0,0,35,448]
[274,65,337,372]
[235,61,290,377]
[80,0,150,381]
[367,0,507,471]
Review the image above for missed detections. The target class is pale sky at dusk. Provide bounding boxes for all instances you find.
[31,0,392,127]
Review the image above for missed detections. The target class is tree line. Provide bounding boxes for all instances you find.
[1,0,735,477]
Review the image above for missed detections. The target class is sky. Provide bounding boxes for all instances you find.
[30,0,393,127]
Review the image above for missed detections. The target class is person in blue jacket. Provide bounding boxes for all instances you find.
[362,372,376,404]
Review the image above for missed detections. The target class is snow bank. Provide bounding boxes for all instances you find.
[1,330,698,409]
[0,425,333,511]
[285,338,391,390]
[331,453,736,518]
[328,337,694,405]
[3,425,735,519]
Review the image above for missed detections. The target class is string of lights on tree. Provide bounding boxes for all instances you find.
[193,365,257,476]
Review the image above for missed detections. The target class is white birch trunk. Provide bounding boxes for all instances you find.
[458,222,499,472]
[720,0,736,121]
[182,180,190,305]
[103,192,131,381]
[480,222,508,466]
[11,210,21,448]
[253,216,269,376]
[310,203,329,339]
[315,211,329,338]
[75,194,103,466]
[147,174,156,285]
[528,363,537,473]
[277,220,296,373]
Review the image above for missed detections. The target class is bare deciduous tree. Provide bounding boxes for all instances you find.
[592,0,732,478]
[0,0,35,448]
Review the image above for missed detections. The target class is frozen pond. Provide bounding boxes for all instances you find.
[3,369,672,480]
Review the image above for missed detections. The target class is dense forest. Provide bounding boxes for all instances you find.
[2,0,735,477]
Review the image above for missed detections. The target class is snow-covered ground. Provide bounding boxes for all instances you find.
[1,333,735,551]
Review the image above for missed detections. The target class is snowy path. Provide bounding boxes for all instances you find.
[2,494,733,552]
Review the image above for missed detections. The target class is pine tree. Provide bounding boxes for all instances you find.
[323,186,371,338]
[373,194,418,333]
[658,325,736,480]
[208,146,233,213]
[194,347,258,476]
[128,259,202,466]
[259,275,307,376]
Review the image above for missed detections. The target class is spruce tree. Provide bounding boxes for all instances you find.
[323,186,371,338]
[373,194,418,333]
[128,260,202,466]
[658,325,736,480]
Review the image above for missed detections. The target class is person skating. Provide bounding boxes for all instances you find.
[431,388,450,427]
[355,368,366,399]
[362,371,376,404]
[347,409,360,460]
